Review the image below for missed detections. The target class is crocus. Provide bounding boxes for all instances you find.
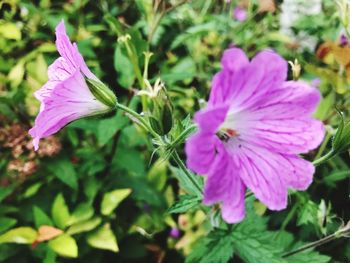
[233,6,247,22]
[29,20,116,150]
[185,48,325,223]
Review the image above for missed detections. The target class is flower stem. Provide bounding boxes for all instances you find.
[116,102,203,195]
[312,150,337,167]
[172,150,203,195]
[282,221,350,258]
[116,102,159,138]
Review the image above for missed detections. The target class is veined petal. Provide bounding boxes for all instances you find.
[30,70,109,150]
[204,144,246,223]
[55,20,99,81]
[237,144,288,210]
[209,48,249,106]
[185,105,229,174]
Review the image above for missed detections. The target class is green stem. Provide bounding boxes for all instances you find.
[116,102,158,138]
[314,131,331,160]
[116,102,202,194]
[282,222,350,258]
[312,150,336,167]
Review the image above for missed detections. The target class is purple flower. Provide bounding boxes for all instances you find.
[185,48,325,223]
[169,228,181,238]
[233,6,247,22]
[29,20,116,150]
[339,33,349,46]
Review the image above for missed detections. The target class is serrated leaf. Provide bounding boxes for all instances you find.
[186,229,234,263]
[233,224,287,263]
[0,227,37,244]
[33,206,53,228]
[87,223,119,252]
[67,217,102,235]
[101,189,131,216]
[48,234,78,258]
[51,194,70,229]
[168,195,201,214]
[286,249,331,263]
[48,159,78,190]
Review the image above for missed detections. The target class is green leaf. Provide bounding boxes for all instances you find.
[51,194,70,229]
[286,249,331,263]
[48,234,78,258]
[147,159,167,191]
[48,158,78,190]
[23,182,43,198]
[0,217,17,233]
[101,189,132,216]
[168,195,201,214]
[68,203,94,226]
[0,227,37,244]
[0,185,16,203]
[232,224,286,263]
[44,248,57,263]
[33,206,53,228]
[67,217,102,235]
[186,229,234,263]
[114,45,135,89]
[171,166,203,197]
[97,113,128,146]
[87,223,119,252]
[0,22,21,40]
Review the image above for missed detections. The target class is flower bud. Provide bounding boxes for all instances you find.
[86,78,117,109]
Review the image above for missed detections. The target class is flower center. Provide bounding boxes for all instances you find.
[216,128,238,142]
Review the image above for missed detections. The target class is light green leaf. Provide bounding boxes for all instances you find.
[23,182,43,198]
[68,203,94,226]
[171,167,203,197]
[0,227,37,244]
[168,195,201,214]
[33,206,53,228]
[48,158,78,190]
[101,189,132,216]
[8,61,25,87]
[67,217,102,235]
[0,217,17,233]
[87,223,119,252]
[51,194,70,229]
[0,22,21,40]
[48,234,78,258]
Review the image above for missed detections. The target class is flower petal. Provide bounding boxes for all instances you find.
[243,81,325,153]
[55,20,98,80]
[209,48,249,105]
[204,144,246,223]
[237,144,288,210]
[30,70,109,150]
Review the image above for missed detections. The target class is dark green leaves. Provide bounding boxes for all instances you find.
[48,158,78,190]
[186,229,235,263]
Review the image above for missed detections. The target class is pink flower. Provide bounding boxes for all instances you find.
[233,6,247,22]
[185,48,325,223]
[29,20,116,150]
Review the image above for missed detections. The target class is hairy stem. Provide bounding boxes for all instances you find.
[282,222,350,258]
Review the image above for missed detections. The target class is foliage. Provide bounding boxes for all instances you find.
[0,0,349,262]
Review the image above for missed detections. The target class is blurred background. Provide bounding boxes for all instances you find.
[0,0,349,262]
